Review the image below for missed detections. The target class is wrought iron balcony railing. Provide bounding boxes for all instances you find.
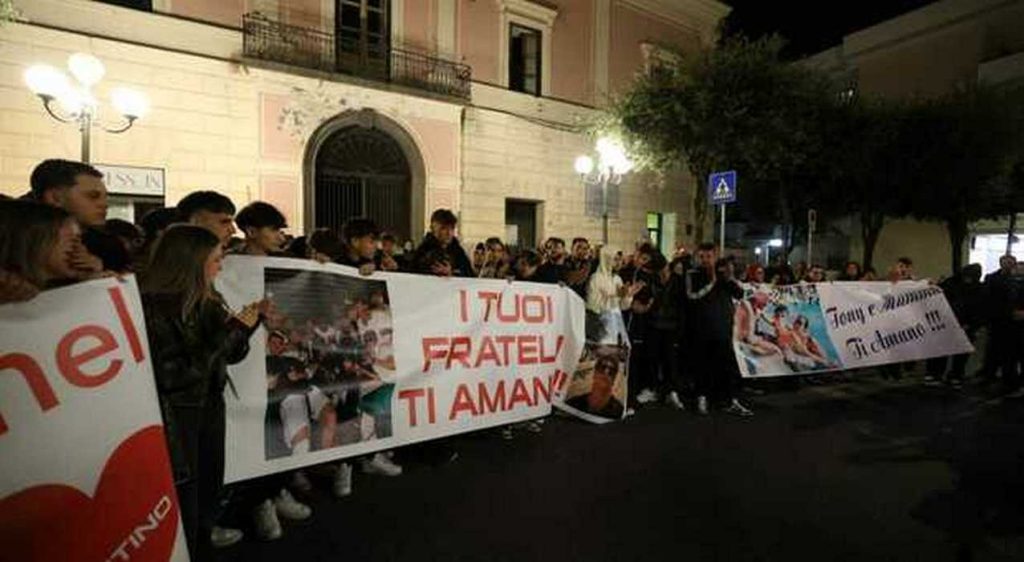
[242,13,472,100]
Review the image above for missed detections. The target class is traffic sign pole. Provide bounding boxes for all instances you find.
[719,204,726,255]
[707,171,736,255]
[807,208,817,265]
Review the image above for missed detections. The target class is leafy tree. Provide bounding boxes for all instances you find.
[607,35,836,243]
[904,84,1024,274]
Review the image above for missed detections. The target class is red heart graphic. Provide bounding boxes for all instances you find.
[0,425,181,562]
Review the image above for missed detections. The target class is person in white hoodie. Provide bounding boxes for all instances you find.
[587,246,644,347]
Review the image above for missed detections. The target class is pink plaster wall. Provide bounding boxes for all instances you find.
[260,93,301,161]
[403,0,436,52]
[168,0,245,28]
[406,116,458,176]
[260,176,299,231]
[283,0,323,29]
[458,0,499,84]
[608,4,701,94]
[550,0,594,105]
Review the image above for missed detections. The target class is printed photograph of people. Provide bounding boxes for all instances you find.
[734,285,840,377]
[262,268,396,460]
[563,344,628,421]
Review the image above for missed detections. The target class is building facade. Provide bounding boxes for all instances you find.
[0,0,728,253]
[804,0,1024,277]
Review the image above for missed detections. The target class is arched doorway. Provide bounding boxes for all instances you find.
[304,109,424,241]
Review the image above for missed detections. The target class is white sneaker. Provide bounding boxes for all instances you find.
[210,526,243,548]
[636,388,658,404]
[362,452,403,477]
[666,391,685,411]
[274,488,311,521]
[500,426,514,440]
[525,421,543,433]
[624,407,636,418]
[333,462,353,497]
[697,395,709,416]
[290,470,312,493]
[253,499,282,541]
[724,399,754,417]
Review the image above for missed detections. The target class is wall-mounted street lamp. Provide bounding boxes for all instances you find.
[24,53,149,163]
[575,137,633,245]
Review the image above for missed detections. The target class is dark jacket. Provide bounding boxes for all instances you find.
[652,272,686,334]
[335,247,374,269]
[940,275,984,330]
[83,227,132,272]
[685,267,742,343]
[983,270,1018,326]
[536,261,569,285]
[565,258,594,299]
[142,292,254,480]
[410,233,474,278]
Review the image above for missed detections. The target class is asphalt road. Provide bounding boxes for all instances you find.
[214,374,1024,562]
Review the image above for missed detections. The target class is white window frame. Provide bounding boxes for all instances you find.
[640,41,683,76]
[497,0,557,97]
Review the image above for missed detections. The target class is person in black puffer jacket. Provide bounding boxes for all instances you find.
[141,225,262,559]
[925,264,985,386]
[685,244,751,417]
[409,209,473,278]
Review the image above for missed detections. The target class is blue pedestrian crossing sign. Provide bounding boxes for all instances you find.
[708,171,737,205]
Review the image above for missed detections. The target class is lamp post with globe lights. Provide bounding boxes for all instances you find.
[24,53,149,163]
[575,137,633,245]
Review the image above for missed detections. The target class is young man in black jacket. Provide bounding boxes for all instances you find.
[410,209,473,277]
[536,237,569,284]
[977,255,1019,385]
[335,217,406,476]
[648,253,687,410]
[685,243,752,417]
[30,159,129,274]
[925,264,984,387]
[337,217,380,274]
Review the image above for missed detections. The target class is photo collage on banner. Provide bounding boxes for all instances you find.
[734,283,841,377]
[262,268,396,461]
[733,281,974,378]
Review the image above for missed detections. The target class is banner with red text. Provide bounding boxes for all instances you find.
[0,277,189,561]
[734,281,974,377]
[217,257,586,483]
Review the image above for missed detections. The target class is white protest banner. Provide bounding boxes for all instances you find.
[216,257,586,483]
[0,277,189,562]
[734,281,974,377]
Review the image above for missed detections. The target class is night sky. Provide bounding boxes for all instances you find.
[722,0,940,60]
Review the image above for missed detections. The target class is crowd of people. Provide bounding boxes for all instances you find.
[3,158,1024,559]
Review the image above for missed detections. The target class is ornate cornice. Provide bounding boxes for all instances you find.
[497,0,559,28]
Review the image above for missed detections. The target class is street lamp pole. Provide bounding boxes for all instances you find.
[576,137,633,247]
[24,53,148,163]
[601,174,609,245]
[79,107,92,163]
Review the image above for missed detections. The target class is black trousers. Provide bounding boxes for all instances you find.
[925,329,976,381]
[690,337,739,402]
[628,338,653,403]
[647,328,685,396]
[978,323,1017,380]
[172,396,226,561]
